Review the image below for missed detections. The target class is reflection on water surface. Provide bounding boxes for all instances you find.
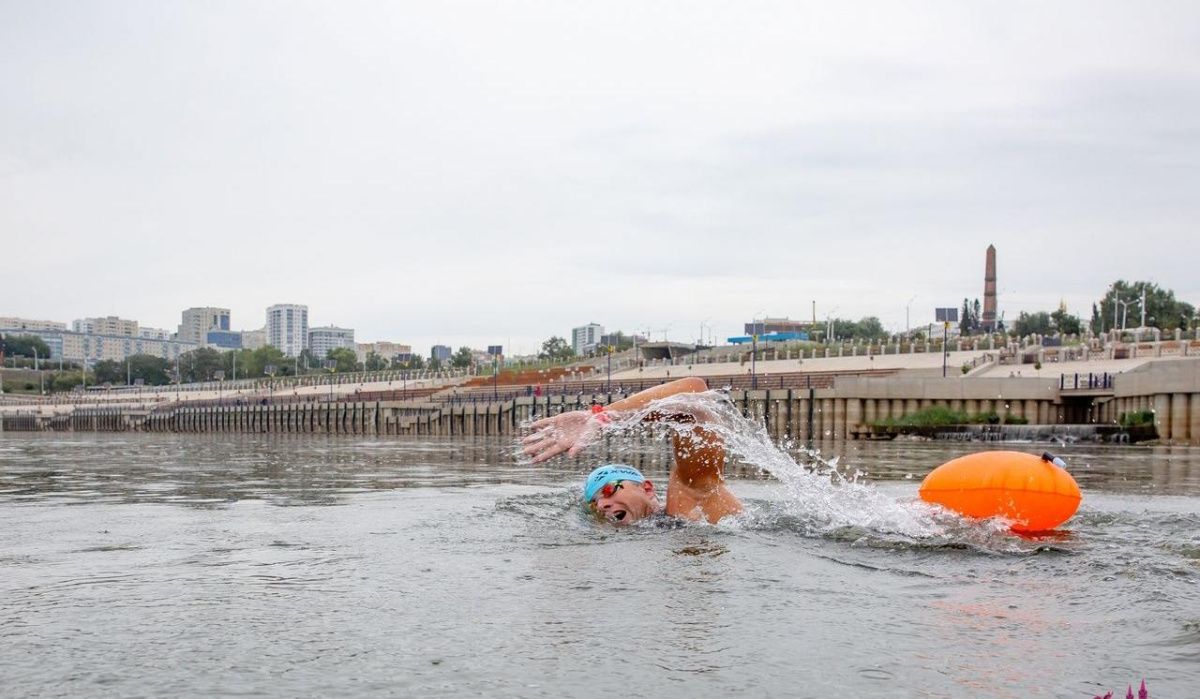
[1,434,1197,697]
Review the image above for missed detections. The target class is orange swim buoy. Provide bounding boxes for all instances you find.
[919,451,1081,532]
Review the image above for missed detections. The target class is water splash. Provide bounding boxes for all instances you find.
[519,391,1042,550]
[601,391,979,543]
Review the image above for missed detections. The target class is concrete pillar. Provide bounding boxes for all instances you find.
[845,399,862,439]
[863,399,877,427]
[1155,394,1172,440]
[794,397,807,440]
[1190,394,1200,446]
[1170,393,1188,443]
[819,398,833,439]
[1024,400,1038,424]
[904,399,918,418]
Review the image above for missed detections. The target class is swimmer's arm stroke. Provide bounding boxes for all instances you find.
[522,377,741,522]
[521,377,711,464]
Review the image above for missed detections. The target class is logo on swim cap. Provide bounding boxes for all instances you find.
[583,465,645,503]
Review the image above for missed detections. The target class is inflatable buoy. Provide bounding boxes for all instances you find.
[919,451,1081,532]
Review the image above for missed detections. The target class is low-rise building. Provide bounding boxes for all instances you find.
[0,317,67,332]
[7,328,199,365]
[206,330,243,350]
[241,328,267,350]
[354,341,413,364]
[743,317,816,336]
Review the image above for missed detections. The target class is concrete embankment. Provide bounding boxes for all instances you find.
[4,358,1199,444]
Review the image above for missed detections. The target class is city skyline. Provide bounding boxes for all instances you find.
[3,3,1197,355]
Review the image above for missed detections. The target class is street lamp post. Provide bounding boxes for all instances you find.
[751,334,757,389]
[324,360,336,402]
[493,355,499,400]
[1117,299,1134,331]
[34,347,44,394]
[942,321,950,377]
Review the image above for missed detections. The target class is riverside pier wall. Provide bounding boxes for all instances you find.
[5,359,1199,444]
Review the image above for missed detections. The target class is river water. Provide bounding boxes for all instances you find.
[1,430,1197,697]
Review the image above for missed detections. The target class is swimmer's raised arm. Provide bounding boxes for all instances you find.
[521,378,709,464]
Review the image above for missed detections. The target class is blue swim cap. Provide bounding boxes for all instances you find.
[583,465,646,503]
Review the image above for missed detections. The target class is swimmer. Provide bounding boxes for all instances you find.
[522,377,742,526]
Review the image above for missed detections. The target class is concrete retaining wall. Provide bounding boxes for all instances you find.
[6,359,1199,445]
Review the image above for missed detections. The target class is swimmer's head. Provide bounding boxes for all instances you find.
[584,465,660,526]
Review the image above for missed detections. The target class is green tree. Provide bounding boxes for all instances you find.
[220,349,256,380]
[853,317,886,340]
[428,357,442,371]
[53,373,84,392]
[1050,305,1082,335]
[398,354,426,370]
[2,334,51,359]
[92,359,124,385]
[92,355,170,386]
[827,317,886,341]
[326,347,359,373]
[364,351,388,372]
[1097,280,1196,332]
[245,346,288,378]
[298,348,318,373]
[959,298,982,336]
[538,336,575,361]
[177,347,225,383]
[1013,311,1053,337]
[450,346,474,369]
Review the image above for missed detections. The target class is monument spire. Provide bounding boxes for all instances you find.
[982,245,997,332]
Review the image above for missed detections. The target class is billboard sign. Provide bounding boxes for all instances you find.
[935,307,959,322]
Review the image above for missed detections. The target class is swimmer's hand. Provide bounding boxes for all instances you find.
[521,411,605,463]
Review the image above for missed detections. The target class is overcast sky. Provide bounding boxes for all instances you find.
[3,1,1197,354]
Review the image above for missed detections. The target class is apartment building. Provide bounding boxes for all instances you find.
[572,323,604,355]
[354,341,412,364]
[72,316,138,337]
[266,304,308,357]
[178,307,231,345]
[0,317,67,332]
[309,326,355,358]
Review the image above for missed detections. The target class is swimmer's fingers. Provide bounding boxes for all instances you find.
[522,437,560,460]
[529,440,569,464]
[528,413,568,430]
[521,429,551,445]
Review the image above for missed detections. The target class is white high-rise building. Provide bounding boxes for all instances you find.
[308,326,355,359]
[266,304,308,357]
[571,323,604,355]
